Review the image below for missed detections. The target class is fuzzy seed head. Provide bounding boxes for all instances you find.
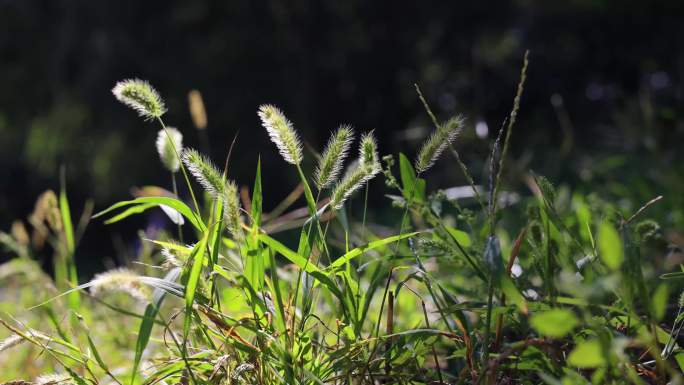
[258,104,303,165]
[36,373,74,385]
[679,290,684,308]
[156,127,183,172]
[330,166,378,210]
[188,90,208,130]
[181,148,225,199]
[222,181,243,239]
[89,268,150,303]
[0,334,24,352]
[415,115,464,174]
[112,79,166,120]
[315,125,355,189]
[359,132,380,171]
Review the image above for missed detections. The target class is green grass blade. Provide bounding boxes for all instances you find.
[94,197,206,232]
[329,232,419,270]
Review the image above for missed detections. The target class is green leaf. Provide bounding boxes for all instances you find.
[501,276,528,314]
[259,233,323,276]
[399,153,425,202]
[251,157,263,227]
[598,221,623,270]
[132,268,180,385]
[444,227,472,247]
[94,196,205,232]
[567,339,605,368]
[103,202,157,224]
[184,231,210,339]
[329,232,419,269]
[651,283,669,321]
[660,271,684,280]
[530,308,578,338]
[59,177,80,313]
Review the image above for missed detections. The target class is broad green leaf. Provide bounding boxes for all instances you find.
[567,339,605,368]
[329,232,419,269]
[530,308,578,338]
[445,227,472,247]
[598,221,623,270]
[94,196,205,232]
[399,153,425,202]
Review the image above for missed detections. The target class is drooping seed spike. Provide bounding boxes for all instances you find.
[257,104,303,165]
[222,180,243,239]
[315,125,355,189]
[415,115,464,174]
[181,148,226,199]
[112,79,166,120]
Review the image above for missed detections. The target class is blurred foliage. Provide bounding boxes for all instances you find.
[1,0,684,270]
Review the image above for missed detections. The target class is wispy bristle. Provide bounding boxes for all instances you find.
[222,181,243,239]
[0,334,24,352]
[415,115,464,174]
[112,79,166,120]
[257,104,303,165]
[181,148,226,199]
[314,125,355,189]
[156,127,183,172]
[679,290,684,308]
[89,268,150,303]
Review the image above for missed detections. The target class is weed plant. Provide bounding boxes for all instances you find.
[1,54,684,385]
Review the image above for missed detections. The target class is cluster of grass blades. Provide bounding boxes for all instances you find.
[2,52,684,384]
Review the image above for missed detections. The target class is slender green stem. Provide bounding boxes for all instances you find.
[171,171,184,243]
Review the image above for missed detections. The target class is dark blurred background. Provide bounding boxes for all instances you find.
[1,0,684,276]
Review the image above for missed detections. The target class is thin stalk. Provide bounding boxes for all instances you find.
[171,171,183,243]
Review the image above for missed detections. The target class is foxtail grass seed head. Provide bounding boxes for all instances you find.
[0,334,24,353]
[36,373,74,385]
[315,125,355,189]
[330,166,376,210]
[188,89,208,130]
[181,148,226,199]
[359,131,380,171]
[257,104,303,165]
[156,127,183,172]
[415,115,464,173]
[89,268,150,303]
[112,79,166,120]
[223,181,243,239]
